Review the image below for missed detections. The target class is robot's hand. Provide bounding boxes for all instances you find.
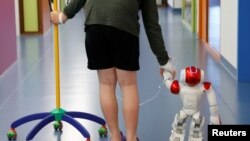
[210,115,221,125]
[161,58,176,79]
[163,70,173,80]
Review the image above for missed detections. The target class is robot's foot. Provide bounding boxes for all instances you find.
[169,131,184,141]
[188,136,203,141]
[170,137,180,141]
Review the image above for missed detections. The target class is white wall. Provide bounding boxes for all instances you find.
[167,0,182,9]
[168,0,174,7]
[220,0,238,68]
[15,0,20,36]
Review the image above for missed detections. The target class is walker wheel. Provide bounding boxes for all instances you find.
[53,121,63,131]
[7,129,17,141]
[98,126,108,137]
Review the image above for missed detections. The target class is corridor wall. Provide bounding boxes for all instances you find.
[182,0,197,32]
[0,0,17,75]
[220,0,237,78]
[238,1,250,82]
[220,0,250,82]
[168,0,182,9]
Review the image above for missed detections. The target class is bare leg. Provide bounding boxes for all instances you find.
[116,69,139,141]
[98,68,121,141]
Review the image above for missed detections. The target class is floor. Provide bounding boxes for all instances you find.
[1,6,250,141]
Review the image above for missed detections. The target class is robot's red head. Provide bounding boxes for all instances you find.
[180,66,204,86]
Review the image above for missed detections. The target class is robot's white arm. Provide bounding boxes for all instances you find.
[203,82,221,125]
[163,71,180,94]
[163,70,173,89]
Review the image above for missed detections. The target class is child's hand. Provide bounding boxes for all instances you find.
[162,70,174,80]
[160,58,176,79]
[50,11,60,24]
[50,11,67,24]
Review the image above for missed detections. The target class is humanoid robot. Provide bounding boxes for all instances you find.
[163,66,221,141]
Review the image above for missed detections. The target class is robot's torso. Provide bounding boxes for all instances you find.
[179,83,204,116]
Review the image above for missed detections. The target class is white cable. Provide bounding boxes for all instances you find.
[139,82,164,106]
[116,81,165,106]
[116,57,178,106]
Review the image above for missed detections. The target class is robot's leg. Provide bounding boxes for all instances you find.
[169,112,187,141]
[188,113,205,141]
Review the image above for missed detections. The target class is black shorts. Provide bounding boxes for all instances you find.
[85,24,140,71]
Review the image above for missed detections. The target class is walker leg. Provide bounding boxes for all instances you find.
[26,114,55,141]
[62,114,90,140]
[66,111,106,125]
[11,112,50,128]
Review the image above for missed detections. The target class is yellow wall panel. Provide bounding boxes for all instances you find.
[23,0,38,32]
